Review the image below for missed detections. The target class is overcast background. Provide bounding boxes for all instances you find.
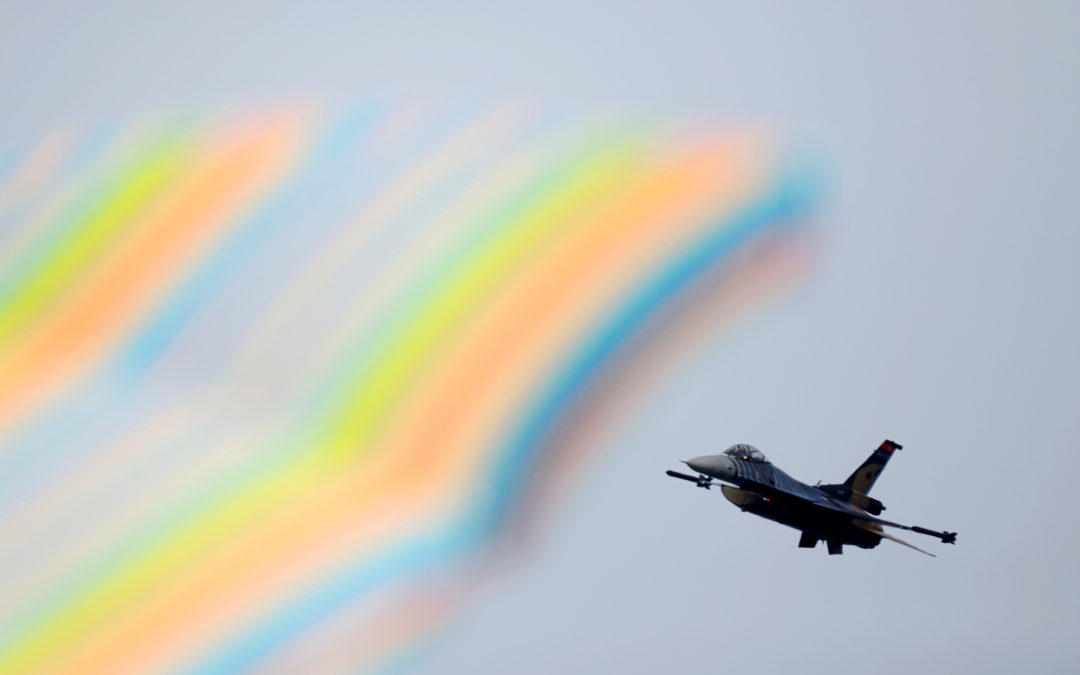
[3,2,1079,673]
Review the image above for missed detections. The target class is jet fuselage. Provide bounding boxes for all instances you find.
[685,453,881,552]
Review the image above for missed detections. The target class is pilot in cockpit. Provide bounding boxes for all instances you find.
[723,444,769,463]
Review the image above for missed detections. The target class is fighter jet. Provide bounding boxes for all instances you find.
[666,440,956,556]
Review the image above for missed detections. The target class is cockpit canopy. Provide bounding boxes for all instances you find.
[723,444,768,463]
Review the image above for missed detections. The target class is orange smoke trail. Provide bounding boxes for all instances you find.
[0,113,310,437]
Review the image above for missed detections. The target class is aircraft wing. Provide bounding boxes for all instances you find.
[837,509,958,551]
[852,519,935,557]
[666,469,957,548]
[726,481,959,547]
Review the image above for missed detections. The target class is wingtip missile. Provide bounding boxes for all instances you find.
[911,525,957,544]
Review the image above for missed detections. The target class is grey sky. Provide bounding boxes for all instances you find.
[2,2,1078,673]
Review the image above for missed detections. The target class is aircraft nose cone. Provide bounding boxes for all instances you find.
[686,455,736,481]
[685,456,710,474]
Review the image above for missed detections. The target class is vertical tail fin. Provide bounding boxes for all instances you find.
[844,439,901,501]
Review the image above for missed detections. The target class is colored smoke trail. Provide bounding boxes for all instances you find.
[0,102,817,673]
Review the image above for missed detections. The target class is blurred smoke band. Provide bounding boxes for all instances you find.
[0,102,815,673]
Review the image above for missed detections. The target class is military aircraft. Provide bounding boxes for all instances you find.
[666,440,956,556]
